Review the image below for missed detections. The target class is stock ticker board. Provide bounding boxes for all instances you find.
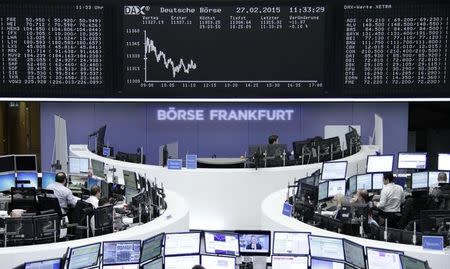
[0,0,449,98]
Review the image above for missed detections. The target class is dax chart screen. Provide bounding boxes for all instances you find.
[121,2,329,97]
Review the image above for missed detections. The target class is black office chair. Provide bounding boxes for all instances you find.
[10,187,38,214]
[34,212,60,244]
[92,205,114,236]
[3,216,34,246]
[66,200,93,240]
[37,196,63,218]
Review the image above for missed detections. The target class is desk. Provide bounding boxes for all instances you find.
[0,190,189,269]
[261,188,450,269]
[197,158,245,168]
[70,144,378,230]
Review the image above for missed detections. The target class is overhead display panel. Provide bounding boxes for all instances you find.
[0,0,111,97]
[121,1,329,97]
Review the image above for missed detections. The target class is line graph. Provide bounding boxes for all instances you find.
[143,30,197,81]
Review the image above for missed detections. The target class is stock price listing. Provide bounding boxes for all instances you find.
[122,3,327,96]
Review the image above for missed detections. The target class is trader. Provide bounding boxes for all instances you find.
[46,172,79,214]
[375,172,405,227]
[85,185,101,209]
[246,235,263,250]
[268,134,279,144]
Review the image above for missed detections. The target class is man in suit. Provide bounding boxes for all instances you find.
[246,235,262,250]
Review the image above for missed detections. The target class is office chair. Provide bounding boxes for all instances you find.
[34,212,60,244]
[66,200,93,240]
[3,216,34,246]
[10,187,37,214]
[92,205,114,236]
[37,196,63,218]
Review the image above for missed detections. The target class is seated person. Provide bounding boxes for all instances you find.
[268,134,279,145]
[374,172,405,228]
[46,172,79,214]
[352,189,369,204]
[85,185,101,209]
[246,235,262,250]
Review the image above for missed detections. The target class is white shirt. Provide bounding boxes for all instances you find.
[378,183,405,212]
[46,182,79,212]
[85,195,99,209]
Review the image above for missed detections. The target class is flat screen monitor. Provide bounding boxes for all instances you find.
[141,233,164,264]
[15,155,37,171]
[397,153,427,170]
[318,181,328,201]
[356,174,372,191]
[411,172,429,189]
[123,170,138,190]
[428,171,450,186]
[366,247,403,269]
[328,180,346,198]
[0,172,15,192]
[309,235,344,261]
[201,255,236,269]
[142,257,163,269]
[366,155,394,173]
[438,153,450,171]
[343,239,366,269]
[164,232,201,256]
[311,258,346,269]
[0,155,15,173]
[24,258,62,269]
[41,171,56,189]
[237,230,271,256]
[103,240,141,265]
[87,177,101,190]
[204,231,239,256]
[68,157,89,174]
[372,173,384,190]
[16,172,38,188]
[348,176,357,194]
[322,161,348,180]
[164,255,200,269]
[271,256,308,269]
[91,159,105,178]
[399,255,428,269]
[68,242,101,269]
[272,231,310,255]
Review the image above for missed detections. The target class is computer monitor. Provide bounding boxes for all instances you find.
[142,257,163,269]
[204,231,239,256]
[164,255,199,269]
[318,181,328,201]
[68,242,101,269]
[322,161,348,180]
[366,155,394,173]
[237,230,271,256]
[41,171,56,189]
[343,239,366,269]
[411,172,429,189]
[271,256,308,269]
[428,171,450,186]
[328,180,346,198]
[0,155,15,173]
[310,258,346,269]
[371,173,384,190]
[356,174,372,191]
[272,231,310,255]
[124,170,138,190]
[91,159,105,178]
[140,233,164,264]
[103,146,111,157]
[24,258,62,269]
[201,255,236,269]
[68,157,89,174]
[0,172,15,192]
[103,240,141,265]
[164,232,201,256]
[309,235,344,261]
[87,177,101,190]
[348,175,357,194]
[366,247,403,269]
[16,172,38,188]
[399,255,428,269]
[15,155,37,171]
[397,152,427,170]
[438,153,450,171]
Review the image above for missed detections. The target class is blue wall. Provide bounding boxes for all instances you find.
[40,103,408,171]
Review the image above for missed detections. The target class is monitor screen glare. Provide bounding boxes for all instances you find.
[318,182,328,200]
[69,157,89,174]
[142,257,163,269]
[309,236,344,261]
[366,155,394,173]
[273,232,309,255]
[412,172,428,189]
[271,256,308,269]
[103,241,141,265]
[399,255,428,269]
[322,162,347,180]
[164,232,201,256]
[328,180,346,198]
[141,234,164,264]
[372,173,384,190]
[41,171,56,189]
[68,243,101,269]
[204,231,239,256]
[438,153,450,171]
[0,173,15,192]
[366,248,402,269]
[348,176,357,194]
[16,172,38,188]
[398,153,427,169]
[343,240,365,269]
[356,174,372,191]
